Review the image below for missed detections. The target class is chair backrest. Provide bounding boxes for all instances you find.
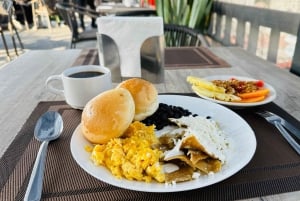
[0,2,9,29]
[206,1,300,76]
[55,3,69,25]
[291,26,300,76]
[2,0,20,31]
[115,10,157,16]
[72,3,98,18]
[55,3,79,39]
[2,0,14,25]
[56,2,99,36]
[2,0,13,15]
[164,24,203,47]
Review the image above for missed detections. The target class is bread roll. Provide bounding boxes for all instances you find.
[117,78,158,121]
[81,88,135,144]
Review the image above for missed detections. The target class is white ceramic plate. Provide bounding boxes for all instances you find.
[192,75,276,107]
[70,95,256,192]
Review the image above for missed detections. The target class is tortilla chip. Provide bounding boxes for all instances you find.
[165,165,194,183]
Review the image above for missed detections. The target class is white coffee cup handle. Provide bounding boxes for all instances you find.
[46,75,64,96]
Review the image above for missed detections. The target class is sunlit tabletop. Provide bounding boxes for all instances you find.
[0,47,299,201]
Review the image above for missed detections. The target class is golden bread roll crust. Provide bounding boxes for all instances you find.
[81,88,135,144]
[117,78,158,121]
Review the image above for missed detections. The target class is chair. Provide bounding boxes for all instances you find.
[0,6,10,60]
[14,0,52,30]
[31,0,52,29]
[55,2,98,48]
[164,24,206,47]
[0,24,11,60]
[1,0,24,58]
[290,24,300,76]
[115,10,157,16]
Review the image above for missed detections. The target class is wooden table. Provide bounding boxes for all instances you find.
[0,47,299,201]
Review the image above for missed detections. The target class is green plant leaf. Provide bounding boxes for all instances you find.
[157,0,213,39]
[156,0,163,17]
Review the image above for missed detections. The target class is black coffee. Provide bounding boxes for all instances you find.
[69,71,104,78]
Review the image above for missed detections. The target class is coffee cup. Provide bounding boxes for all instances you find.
[46,65,112,109]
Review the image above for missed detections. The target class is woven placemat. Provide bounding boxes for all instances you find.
[72,48,231,69]
[164,47,230,69]
[1,94,300,201]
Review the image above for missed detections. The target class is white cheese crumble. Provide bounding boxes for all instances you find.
[170,115,228,163]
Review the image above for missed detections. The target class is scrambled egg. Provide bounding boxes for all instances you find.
[90,121,165,183]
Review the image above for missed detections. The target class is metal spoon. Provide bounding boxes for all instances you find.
[24,111,63,201]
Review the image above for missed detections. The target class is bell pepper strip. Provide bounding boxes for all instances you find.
[236,95,266,103]
[238,89,270,99]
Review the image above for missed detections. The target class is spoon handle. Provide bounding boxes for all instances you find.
[24,141,49,201]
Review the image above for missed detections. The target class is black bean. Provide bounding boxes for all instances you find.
[142,103,196,130]
[174,113,181,118]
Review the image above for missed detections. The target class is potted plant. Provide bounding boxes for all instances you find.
[156,0,213,32]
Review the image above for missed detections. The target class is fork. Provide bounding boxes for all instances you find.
[256,111,300,155]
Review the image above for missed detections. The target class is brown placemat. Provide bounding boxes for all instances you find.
[164,47,230,69]
[1,95,300,201]
[72,48,231,69]
[73,48,99,66]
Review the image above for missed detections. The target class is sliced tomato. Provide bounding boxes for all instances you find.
[256,80,264,87]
